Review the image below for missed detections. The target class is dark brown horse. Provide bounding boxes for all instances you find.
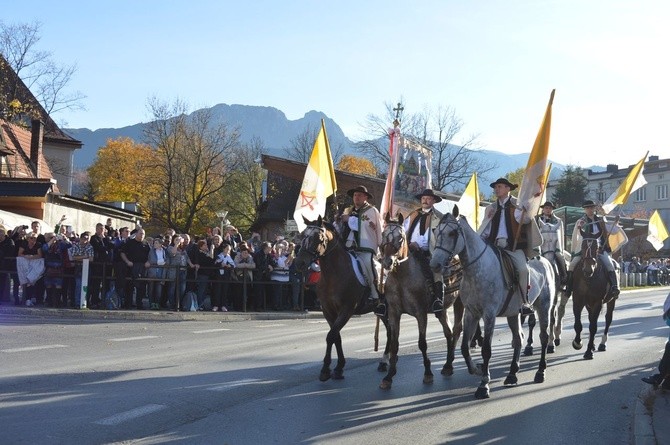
[378,213,463,389]
[571,231,617,360]
[293,216,389,381]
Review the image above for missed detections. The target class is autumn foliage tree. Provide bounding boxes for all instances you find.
[87,137,159,204]
[337,155,377,176]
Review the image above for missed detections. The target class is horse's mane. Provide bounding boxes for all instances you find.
[309,219,348,250]
[385,217,409,259]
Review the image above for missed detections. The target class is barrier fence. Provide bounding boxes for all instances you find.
[0,259,314,313]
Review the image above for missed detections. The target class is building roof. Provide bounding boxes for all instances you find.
[0,179,54,198]
[0,119,59,192]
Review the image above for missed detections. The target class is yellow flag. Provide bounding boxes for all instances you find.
[518,90,554,217]
[457,173,481,230]
[601,152,648,214]
[647,210,669,251]
[538,163,553,212]
[293,119,337,232]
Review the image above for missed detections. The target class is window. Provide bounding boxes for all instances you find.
[635,186,647,202]
[657,184,668,200]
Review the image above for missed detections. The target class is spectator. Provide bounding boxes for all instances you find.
[120,228,150,310]
[270,243,291,310]
[10,225,28,304]
[641,293,670,389]
[234,245,255,311]
[166,234,188,310]
[147,238,168,310]
[194,239,217,309]
[0,228,15,303]
[42,232,71,307]
[215,243,235,311]
[89,223,114,309]
[247,232,262,253]
[253,242,275,311]
[17,232,44,305]
[69,232,94,308]
[287,242,302,311]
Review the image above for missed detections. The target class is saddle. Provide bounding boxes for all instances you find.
[492,246,518,291]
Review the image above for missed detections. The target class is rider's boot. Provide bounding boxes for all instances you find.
[373,293,387,317]
[604,271,620,302]
[431,281,444,313]
[565,271,573,297]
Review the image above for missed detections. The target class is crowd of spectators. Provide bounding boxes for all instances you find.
[622,257,670,286]
[0,217,320,312]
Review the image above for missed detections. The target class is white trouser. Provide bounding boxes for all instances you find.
[357,251,379,300]
[568,251,615,272]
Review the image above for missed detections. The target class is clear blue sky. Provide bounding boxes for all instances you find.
[5,1,668,168]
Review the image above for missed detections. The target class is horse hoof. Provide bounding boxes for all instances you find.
[523,346,533,356]
[598,344,607,352]
[423,375,434,385]
[572,340,583,350]
[534,372,545,384]
[378,363,388,373]
[547,345,555,354]
[332,370,344,380]
[319,372,331,382]
[475,387,490,399]
[583,350,593,360]
[504,375,518,386]
[379,379,392,390]
[554,339,561,347]
[441,365,454,376]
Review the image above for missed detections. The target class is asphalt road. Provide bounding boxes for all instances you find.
[1,288,668,445]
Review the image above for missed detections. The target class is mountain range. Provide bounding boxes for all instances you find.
[64,103,603,189]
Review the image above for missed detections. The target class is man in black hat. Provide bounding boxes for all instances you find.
[565,200,627,301]
[340,185,383,308]
[535,201,568,288]
[478,177,542,314]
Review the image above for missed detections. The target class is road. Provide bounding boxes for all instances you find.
[1,288,667,445]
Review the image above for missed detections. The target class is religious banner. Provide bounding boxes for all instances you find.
[389,136,433,217]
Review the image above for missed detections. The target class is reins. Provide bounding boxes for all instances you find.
[434,220,489,271]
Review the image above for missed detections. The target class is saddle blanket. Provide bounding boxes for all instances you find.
[347,252,367,286]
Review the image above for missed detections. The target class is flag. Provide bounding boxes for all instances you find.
[517,89,555,218]
[647,210,669,251]
[293,119,337,232]
[601,152,648,214]
[457,173,481,230]
[380,127,400,219]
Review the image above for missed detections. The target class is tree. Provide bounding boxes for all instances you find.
[87,137,160,204]
[336,155,377,176]
[551,165,588,207]
[0,20,85,118]
[357,101,495,191]
[283,125,344,164]
[143,98,241,234]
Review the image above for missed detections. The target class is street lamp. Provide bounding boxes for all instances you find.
[215,210,229,235]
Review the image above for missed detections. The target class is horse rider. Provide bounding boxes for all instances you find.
[478,177,543,315]
[535,201,568,289]
[340,185,384,309]
[565,200,626,302]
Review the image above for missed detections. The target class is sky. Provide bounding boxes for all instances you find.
[4,1,669,169]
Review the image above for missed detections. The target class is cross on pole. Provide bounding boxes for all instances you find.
[393,102,404,127]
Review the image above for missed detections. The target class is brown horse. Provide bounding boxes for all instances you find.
[571,231,617,360]
[378,213,463,389]
[293,216,389,381]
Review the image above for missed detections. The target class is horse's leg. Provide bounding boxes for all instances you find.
[504,315,522,387]
[583,303,601,360]
[572,296,584,351]
[380,315,399,389]
[548,289,559,353]
[417,313,433,384]
[437,306,456,376]
[523,313,536,356]
[331,328,346,378]
[460,309,480,376]
[598,299,616,352]
[534,300,550,383]
[475,313,496,399]
[378,318,390,372]
[555,290,570,346]
[320,326,336,381]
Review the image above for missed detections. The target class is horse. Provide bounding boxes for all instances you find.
[429,206,555,399]
[378,213,463,389]
[570,231,617,360]
[293,216,389,381]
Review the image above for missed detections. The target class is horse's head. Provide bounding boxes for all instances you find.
[430,205,464,274]
[579,229,600,278]
[381,212,407,271]
[294,216,332,272]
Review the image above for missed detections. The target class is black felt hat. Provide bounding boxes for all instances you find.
[582,200,597,208]
[489,178,518,190]
[347,185,373,200]
[415,188,442,203]
[541,201,556,209]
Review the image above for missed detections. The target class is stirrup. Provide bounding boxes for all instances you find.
[520,304,534,316]
[374,302,386,317]
[431,298,444,313]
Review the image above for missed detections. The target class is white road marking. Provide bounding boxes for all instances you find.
[288,363,319,370]
[192,328,231,334]
[95,404,167,426]
[208,378,278,392]
[255,324,286,328]
[108,336,160,342]
[1,345,68,353]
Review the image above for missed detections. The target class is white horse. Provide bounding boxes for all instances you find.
[429,206,555,399]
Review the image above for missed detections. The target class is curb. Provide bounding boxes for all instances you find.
[633,386,656,445]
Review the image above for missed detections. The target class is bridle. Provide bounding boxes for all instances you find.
[581,237,600,276]
[380,222,407,271]
[299,224,336,263]
[433,216,488,271]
